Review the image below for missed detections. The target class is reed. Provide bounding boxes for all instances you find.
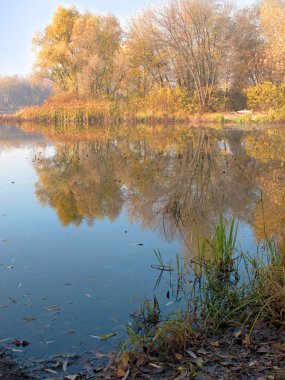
[123,218,285,355]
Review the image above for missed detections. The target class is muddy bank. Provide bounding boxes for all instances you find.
[125,324,285,380]
[0,351,34,379]
[1,322,284,379]
[92,322,285,380]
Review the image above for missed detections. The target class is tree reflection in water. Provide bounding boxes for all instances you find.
[30,124,285,255]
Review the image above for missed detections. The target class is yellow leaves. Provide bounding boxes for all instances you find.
[210,340,220,348]
[259,0,285,77]
[242,334,251,346]
[117,368,127,378]
[246,82,285,111]
[174,353,183,360]
[117,352,130,378]
[119,352,130,371]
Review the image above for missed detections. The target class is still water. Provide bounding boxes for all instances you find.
[0,123,284,376]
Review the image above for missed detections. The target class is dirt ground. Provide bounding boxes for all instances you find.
[0,352,34,379]
[1,322,284,379]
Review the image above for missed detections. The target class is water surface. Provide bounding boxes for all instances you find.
[0,123,284,376]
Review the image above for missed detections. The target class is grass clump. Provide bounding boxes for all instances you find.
[124,218,285,356]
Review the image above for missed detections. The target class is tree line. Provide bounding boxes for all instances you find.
[0,76,51,114]
[32,0,285,113]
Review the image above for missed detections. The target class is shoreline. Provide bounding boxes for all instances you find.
[2,320,284,379]
[0,111,285,127]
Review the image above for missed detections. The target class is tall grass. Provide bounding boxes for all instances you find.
[124,218,285,355]
[14,91,285,125]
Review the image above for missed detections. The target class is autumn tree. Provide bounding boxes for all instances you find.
[33,6,80,93]
[30,1,285,112]
[226,7,262,90]
[125,9,172,96]
[259,0,285,83]
[70,13,123,98]
[153,0,235,111]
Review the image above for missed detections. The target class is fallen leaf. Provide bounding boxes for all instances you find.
[177,366,186,371]
[0,338,13,343]
[63,360,68,372]
[43,369,58,374]
[43,305,61,311]
[122,369,130,380]
[197,350,209,356]
[210,341,219,347]
[234,329,242,338]
[220,354,239,359]
[12,339,21,347]
[95,352,109,359]
[274,343,285,352]
[93,366,104,373]
[136,356,145,366]
[185,349,197,359]
[231,366,243,371]
[45,340,56,345]
[149,363,162,369]
[242,335,251,346]
[195,358,204,368]
[9,348,23,353]
[117,369,126,378]
[220,362,232,366]
[23,316,36,322]
[174,353,183,360]
[257,346,269,354]
[65,376,78,380]
[119,352,129,371]
[64,330,76,335]
[99,332,117,340]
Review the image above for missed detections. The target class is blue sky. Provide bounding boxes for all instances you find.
[0,0,253,76]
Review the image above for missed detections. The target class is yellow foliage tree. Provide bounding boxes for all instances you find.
[33,6,79,93]
[259,0,285,82]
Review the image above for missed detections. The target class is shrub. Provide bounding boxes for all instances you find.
[246,81,285,111]
[143,86,189,118]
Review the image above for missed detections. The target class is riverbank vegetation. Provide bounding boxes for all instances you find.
[15,0,285,124]
[113,219,285,379]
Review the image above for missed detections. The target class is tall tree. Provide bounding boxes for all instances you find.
[259,0,285,82]
[70,13,122,97]
[33,6,79,93]
[126,9,172,96]
[154,0,235,111]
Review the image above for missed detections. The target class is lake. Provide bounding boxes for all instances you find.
[0,123,284,377]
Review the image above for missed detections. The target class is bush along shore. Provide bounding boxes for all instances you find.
[1,90,285,127]
[5,106,285,128]
[95,218,285,380]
